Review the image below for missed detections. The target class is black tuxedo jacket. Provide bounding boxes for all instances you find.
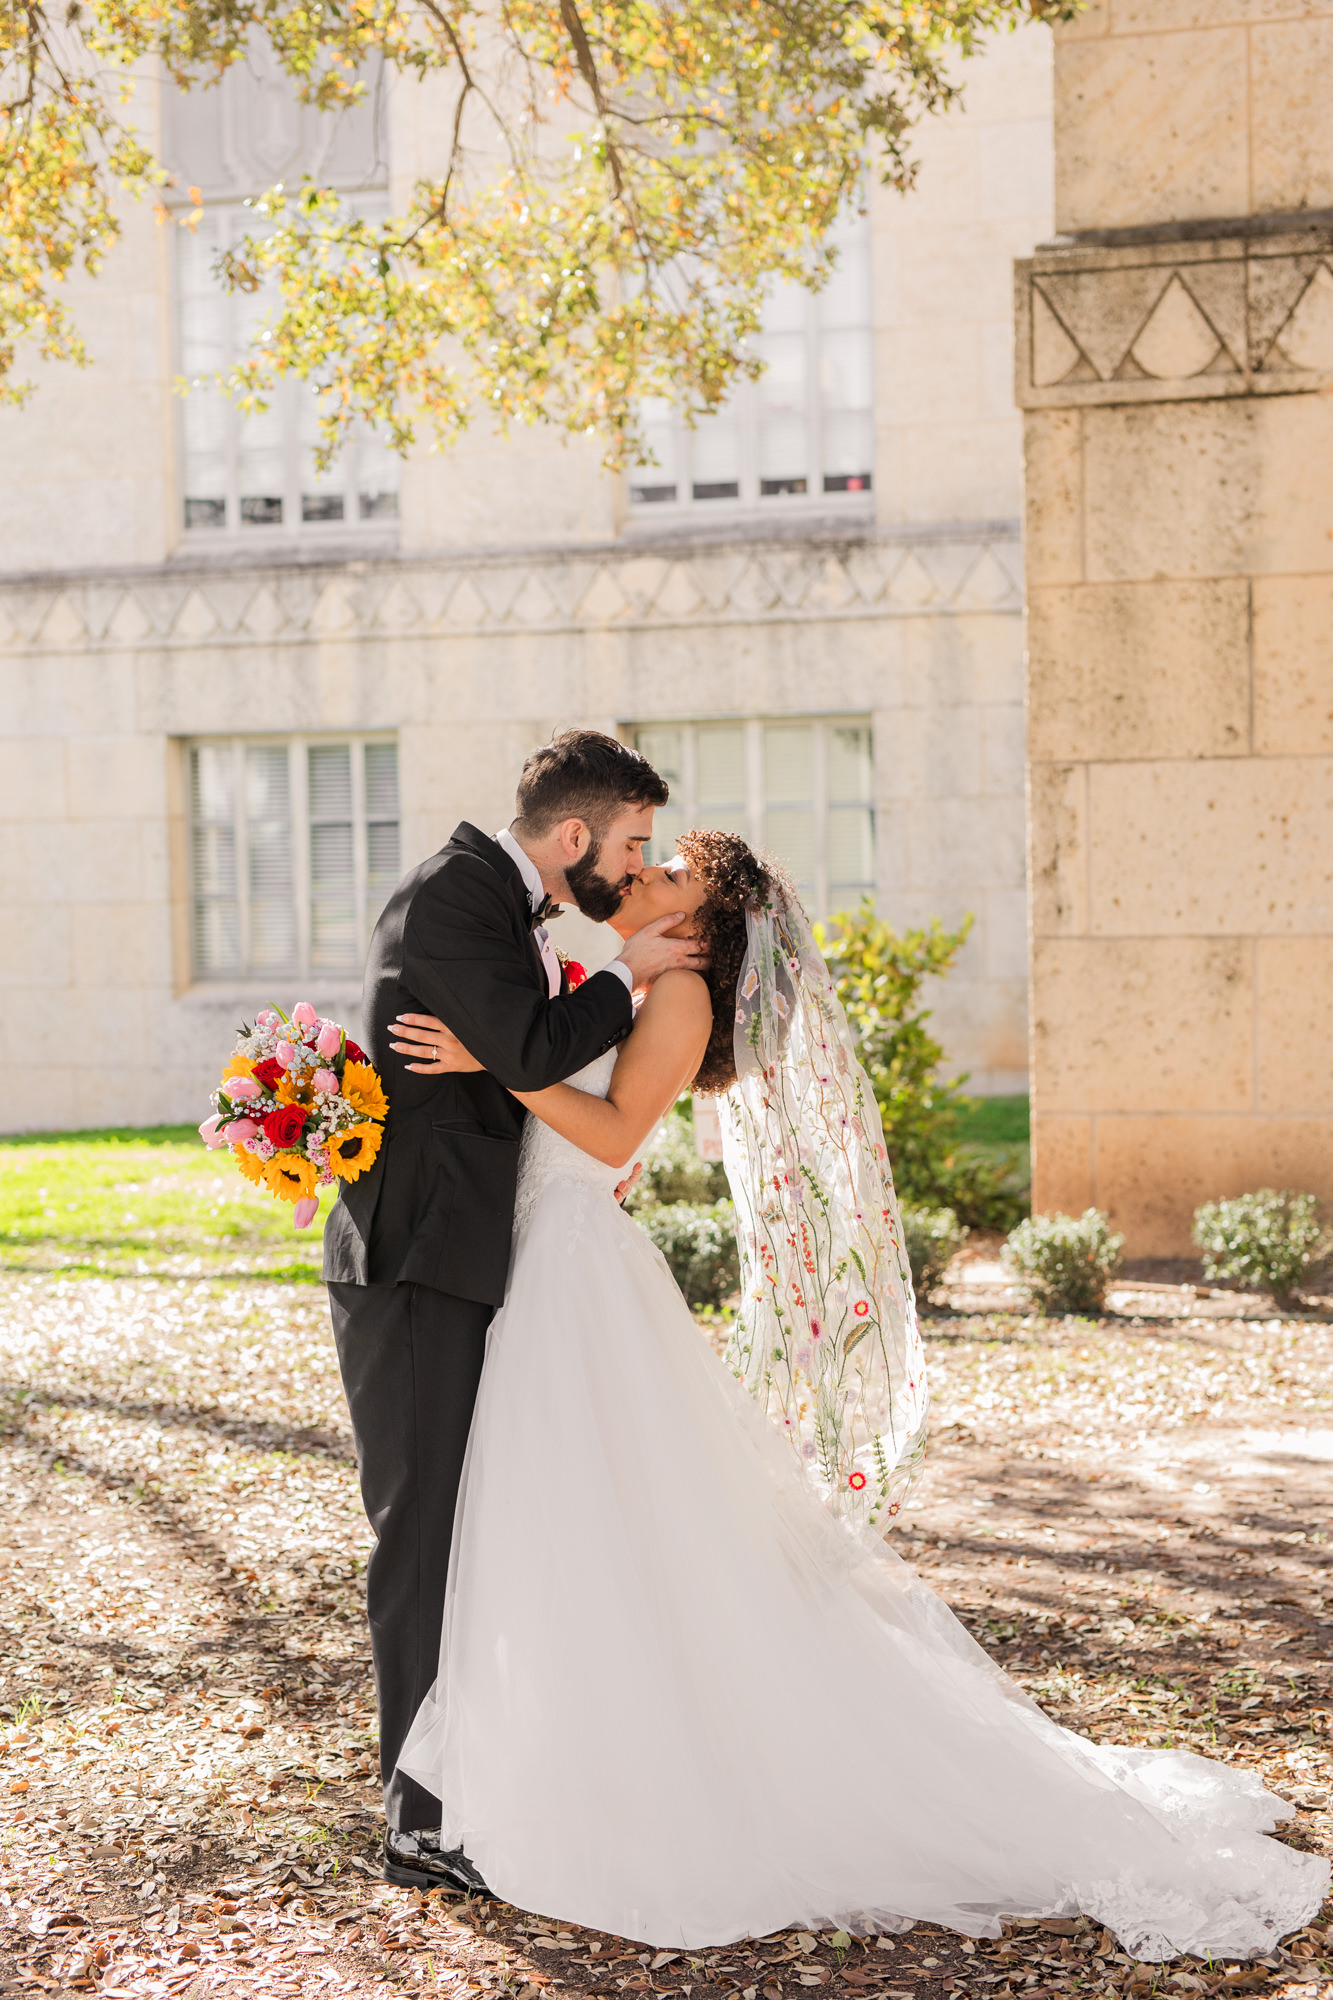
[322,822,632,1304]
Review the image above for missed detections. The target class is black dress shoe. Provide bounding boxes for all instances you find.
[383,1827,491,1895]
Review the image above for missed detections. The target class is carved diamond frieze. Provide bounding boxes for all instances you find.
[1,527,1023,657]
[1017,227,1333,409]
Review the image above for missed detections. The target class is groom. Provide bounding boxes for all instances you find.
[323,729,700,1892]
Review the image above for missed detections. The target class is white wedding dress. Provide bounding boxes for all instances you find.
[398,1052,1327,1956]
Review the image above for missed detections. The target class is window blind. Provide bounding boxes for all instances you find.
[187,737,399,980]
[629,718,874,919]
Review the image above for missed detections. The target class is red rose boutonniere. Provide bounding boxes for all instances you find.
[557,952,588,989]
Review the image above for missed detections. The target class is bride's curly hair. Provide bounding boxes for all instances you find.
[677,829,788,1094]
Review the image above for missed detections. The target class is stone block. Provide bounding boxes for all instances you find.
[1027,579,1251,761]
[0,905,71,986]
[1028,761,1087,938]
[0,1062,78,1135]
[1032,937,1252,1112]
[1031,1114,1095,1220]
[1257,938,1333,1114]
[1021,411,1084,585]
[1054,28,1249,234]
[66,738,169,820]
[1087,758,1333,935]
[1089,1115,1333,1256]
[71,903,173,989]
[1252,19,1333,217]
[905,795,1026,894]
[980,703,1027,795]
[0,738,67,819]
[1253,574,1333,755]
[1081,395,1333,582]
[984,886,1030,983]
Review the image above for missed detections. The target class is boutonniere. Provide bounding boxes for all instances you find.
[556,950,588,989]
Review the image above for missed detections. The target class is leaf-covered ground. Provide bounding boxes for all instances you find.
[0,1252,1330,1999]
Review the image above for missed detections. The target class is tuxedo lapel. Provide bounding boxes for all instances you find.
[449,822,546,991]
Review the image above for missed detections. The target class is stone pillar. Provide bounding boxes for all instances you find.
[1016,5,1333,1255]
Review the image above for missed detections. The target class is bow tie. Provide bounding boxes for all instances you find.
[529,894,561,932]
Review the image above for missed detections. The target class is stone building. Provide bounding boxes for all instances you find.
[0,26,1055,1134]
[1020,3,1333,1253]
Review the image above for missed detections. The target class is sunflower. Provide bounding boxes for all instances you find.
[264,1153,318,1204]
[277,1072,313,1107]
[341,1061,388,1122]
[221,1053,255,1082]
[328,1121,383,1183]
[233,1145,265,1185]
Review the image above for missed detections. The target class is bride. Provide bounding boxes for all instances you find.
[389,831,1327,1958]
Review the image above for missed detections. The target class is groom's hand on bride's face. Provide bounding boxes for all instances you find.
[390,1014,485,1074]
[615,913,709,988]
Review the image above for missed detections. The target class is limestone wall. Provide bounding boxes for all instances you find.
[1021,5,1333,1254]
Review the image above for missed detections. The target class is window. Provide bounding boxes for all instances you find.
[188,737,400,980]
[165,46,398,538]
[630,215,874,516]
[629,719,874,918]
[177,209,401,535]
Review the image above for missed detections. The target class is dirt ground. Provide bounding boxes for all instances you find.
[0,1260,1329,2000]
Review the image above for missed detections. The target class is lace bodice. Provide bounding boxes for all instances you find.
[513,1049,625,1233]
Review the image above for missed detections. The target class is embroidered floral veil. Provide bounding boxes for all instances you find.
[717,887,929,1543]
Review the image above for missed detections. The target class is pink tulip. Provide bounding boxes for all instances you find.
[292,1001,318,1029]
[293,1195,320,1229]
[315,1019,341,1058]
[256,1009,277,1028]
[275,1040,296,1068]
[225,1117,260,1144]
[312,1068,338,1094]
[226,1074,261,1100]
[199,1114,224,1149]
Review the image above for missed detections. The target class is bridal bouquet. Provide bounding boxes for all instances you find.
[198,1002,387,1229]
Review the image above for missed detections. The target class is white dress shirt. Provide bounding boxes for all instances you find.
[494,830,633,1001]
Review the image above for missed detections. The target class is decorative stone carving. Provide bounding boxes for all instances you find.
[0,527,1022,655]
[1015,225,1333,408]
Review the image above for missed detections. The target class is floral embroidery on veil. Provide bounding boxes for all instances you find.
[719,889,930,1543]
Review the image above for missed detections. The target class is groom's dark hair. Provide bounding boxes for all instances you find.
[513,729,669,839]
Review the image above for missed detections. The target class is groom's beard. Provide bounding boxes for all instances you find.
[563,839,633,924]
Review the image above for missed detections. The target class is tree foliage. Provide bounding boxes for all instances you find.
[2,0,1079,449]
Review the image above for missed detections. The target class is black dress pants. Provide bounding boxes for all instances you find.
[327,1279,491,1832]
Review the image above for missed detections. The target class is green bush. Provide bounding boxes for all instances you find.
[1005,1209,1124,1317]
[816,899,1028,1231]
[1192,1188,1328,1307]
[627,1102,730,1210]
[900,1202,968,1301]
[636,1199,741,1310]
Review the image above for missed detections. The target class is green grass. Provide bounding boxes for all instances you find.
[0,1125,329,1282]
[952,1094,1029,1148]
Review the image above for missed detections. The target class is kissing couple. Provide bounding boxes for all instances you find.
[323,729,1325,1957]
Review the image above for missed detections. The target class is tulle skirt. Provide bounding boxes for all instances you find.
[398,1177,1328,1954]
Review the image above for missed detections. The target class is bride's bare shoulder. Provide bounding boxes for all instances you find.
[638,968,711,1032]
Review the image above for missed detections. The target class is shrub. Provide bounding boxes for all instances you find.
[636,1199,741,1311]
[1192,1189,1328,1307]
[627,1102,729,1211]
[1005,1209,1124,1317]
[900,1202,968,1301]
[816,899,1028,1232]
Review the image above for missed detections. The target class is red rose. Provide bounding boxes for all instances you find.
[344,1040,367,1065]
[263,1103,309,1149]
[252,1057,284,1091]
[565,960,588,989]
